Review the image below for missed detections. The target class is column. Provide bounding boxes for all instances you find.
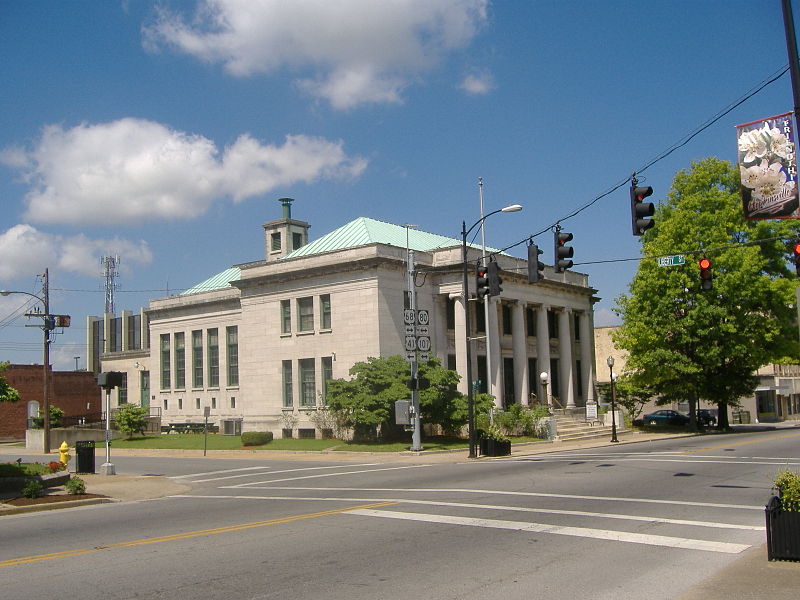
[536,305,550,403]
[487,296,502,407]
[579,311,595,404]
[558,308,575,408]
[451,293,468,396]
[511,301,529,406]
[434,295,448,366]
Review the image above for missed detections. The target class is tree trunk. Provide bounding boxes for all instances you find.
[717,400,730,429]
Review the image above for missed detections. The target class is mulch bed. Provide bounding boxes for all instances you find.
[3,493,108,507]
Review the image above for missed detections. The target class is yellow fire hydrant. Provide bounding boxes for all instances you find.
[59,441,71,466]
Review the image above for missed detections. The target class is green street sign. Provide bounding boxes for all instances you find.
[657,255,686,267]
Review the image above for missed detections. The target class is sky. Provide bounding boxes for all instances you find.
[0,0,797,370]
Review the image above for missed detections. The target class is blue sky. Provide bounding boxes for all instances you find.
[0,0,796,370]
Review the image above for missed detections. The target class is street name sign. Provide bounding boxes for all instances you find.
[658,255,685,267]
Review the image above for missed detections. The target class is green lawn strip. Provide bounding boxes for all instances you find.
[95,433,545,453]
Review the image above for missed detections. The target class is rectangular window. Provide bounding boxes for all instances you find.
[271,232,281,251]
[502,304,512,335]
[280,300,291,334]
[477,355,487,394]
[574,313,581,340]
[297,297,314,332]
[528,358,538,401]
[320,294,331,330]
[575,360,583,397]
[128,314,141,350]
[526,308,536,337]
[292,231,303,250]
[300,358,316,407]
[230,396,236,409]
[118,373,128,405]
[208,328,219,387]
[192,330,203,388]
[163,398,168,410]
[174,332,185,389]
[550,358,560,400]
[548,310,558,339]
[110,317,123,352]
[475,302,486,333]
[160,334,170,389]
[446,297,455,330]
[211,397,217,409]
[321,356,333,404]
[195,398,201,410]
[447,354,456,370]
[226,326,239,386]
[282,360,293,408]
[178,398,183,410]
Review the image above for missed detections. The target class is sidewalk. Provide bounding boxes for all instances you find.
[1,428,798,596]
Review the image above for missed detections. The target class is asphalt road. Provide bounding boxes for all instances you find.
[2,430,799,599]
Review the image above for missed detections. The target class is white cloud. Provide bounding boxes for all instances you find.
[459,70,494,95]
[593,307,622,327]
[2,118,367,226]
[0,224,152,281]
[144,0,489,109]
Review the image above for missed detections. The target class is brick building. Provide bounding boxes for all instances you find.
[0,364,102,440]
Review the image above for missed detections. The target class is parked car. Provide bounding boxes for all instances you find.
[697,409,717,427]
[641,409,690,427]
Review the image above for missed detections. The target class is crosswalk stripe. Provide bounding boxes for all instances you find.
[347,509,752,554]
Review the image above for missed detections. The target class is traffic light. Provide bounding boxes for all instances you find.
[793,242,800,275]
[699,257,712,290]
[554,229,573,273]
[630,184,655,236]
[527,243,545,283]
[488,260,503,296]
[476,265,490,299]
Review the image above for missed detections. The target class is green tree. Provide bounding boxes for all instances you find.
[114,404,149,438]
[0,362,20,403]
[615,157,800,430]
[596,375,653,422]
[325,355,482,442]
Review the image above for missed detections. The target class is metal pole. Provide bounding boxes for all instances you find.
[478,178,493,405]
[609,364,619,443]
[101,386,116,475]
[405,225,422,452]
[463,221,476,458]
[42,268,51,455]
[783,0,800,118]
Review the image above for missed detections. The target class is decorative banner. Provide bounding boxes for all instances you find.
[737,111,799,220]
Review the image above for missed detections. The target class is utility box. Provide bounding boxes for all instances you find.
[75,440,95,474]
[395,400,412,426]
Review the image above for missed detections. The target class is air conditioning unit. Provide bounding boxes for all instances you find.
[221,419,242,436]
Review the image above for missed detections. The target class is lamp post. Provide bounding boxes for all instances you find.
[539,371,550,408]
[1,270,52,454]
[607,356,619,443]
[462,203,522,458]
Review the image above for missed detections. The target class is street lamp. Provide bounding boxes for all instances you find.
[1,276,52,454]
[539,371,550,408]
[607,356,619,443]
[462,203,523,458]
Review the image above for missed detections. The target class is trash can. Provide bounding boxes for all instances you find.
[75,440,95,474]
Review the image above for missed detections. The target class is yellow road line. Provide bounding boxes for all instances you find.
[680,431,800,455]
[0,500,397,567]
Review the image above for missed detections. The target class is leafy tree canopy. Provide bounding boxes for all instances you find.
[0,362,21,403]
[614,157,800,428]
[114,404,149,438]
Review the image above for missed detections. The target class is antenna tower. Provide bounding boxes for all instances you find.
[101,255,120,315]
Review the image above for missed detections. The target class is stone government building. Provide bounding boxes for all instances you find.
[89,199,599,437]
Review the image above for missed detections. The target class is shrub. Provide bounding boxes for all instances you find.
[115,404,150,438]
[774,469,800,512]
[241,431,274,446]
[48,461,66,473]
[65,477,86,495]
[21,480,43,498]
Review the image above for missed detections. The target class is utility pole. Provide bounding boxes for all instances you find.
[41,269,51,454]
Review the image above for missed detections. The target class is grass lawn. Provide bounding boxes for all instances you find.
[109,433,544,452]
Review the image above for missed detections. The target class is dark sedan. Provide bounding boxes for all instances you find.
[641,409,690,427]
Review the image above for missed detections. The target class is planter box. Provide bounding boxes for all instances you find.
[766,495,800,561]
[0,471,71,494]
[479,438,511,457]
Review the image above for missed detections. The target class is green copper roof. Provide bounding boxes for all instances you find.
[181,266,241,295]
[183,217,498,294]
[281,217,464,260]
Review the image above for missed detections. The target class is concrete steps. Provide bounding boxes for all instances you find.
[553,413,619,442]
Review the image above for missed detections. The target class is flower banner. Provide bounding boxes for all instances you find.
[737,111,799,220]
